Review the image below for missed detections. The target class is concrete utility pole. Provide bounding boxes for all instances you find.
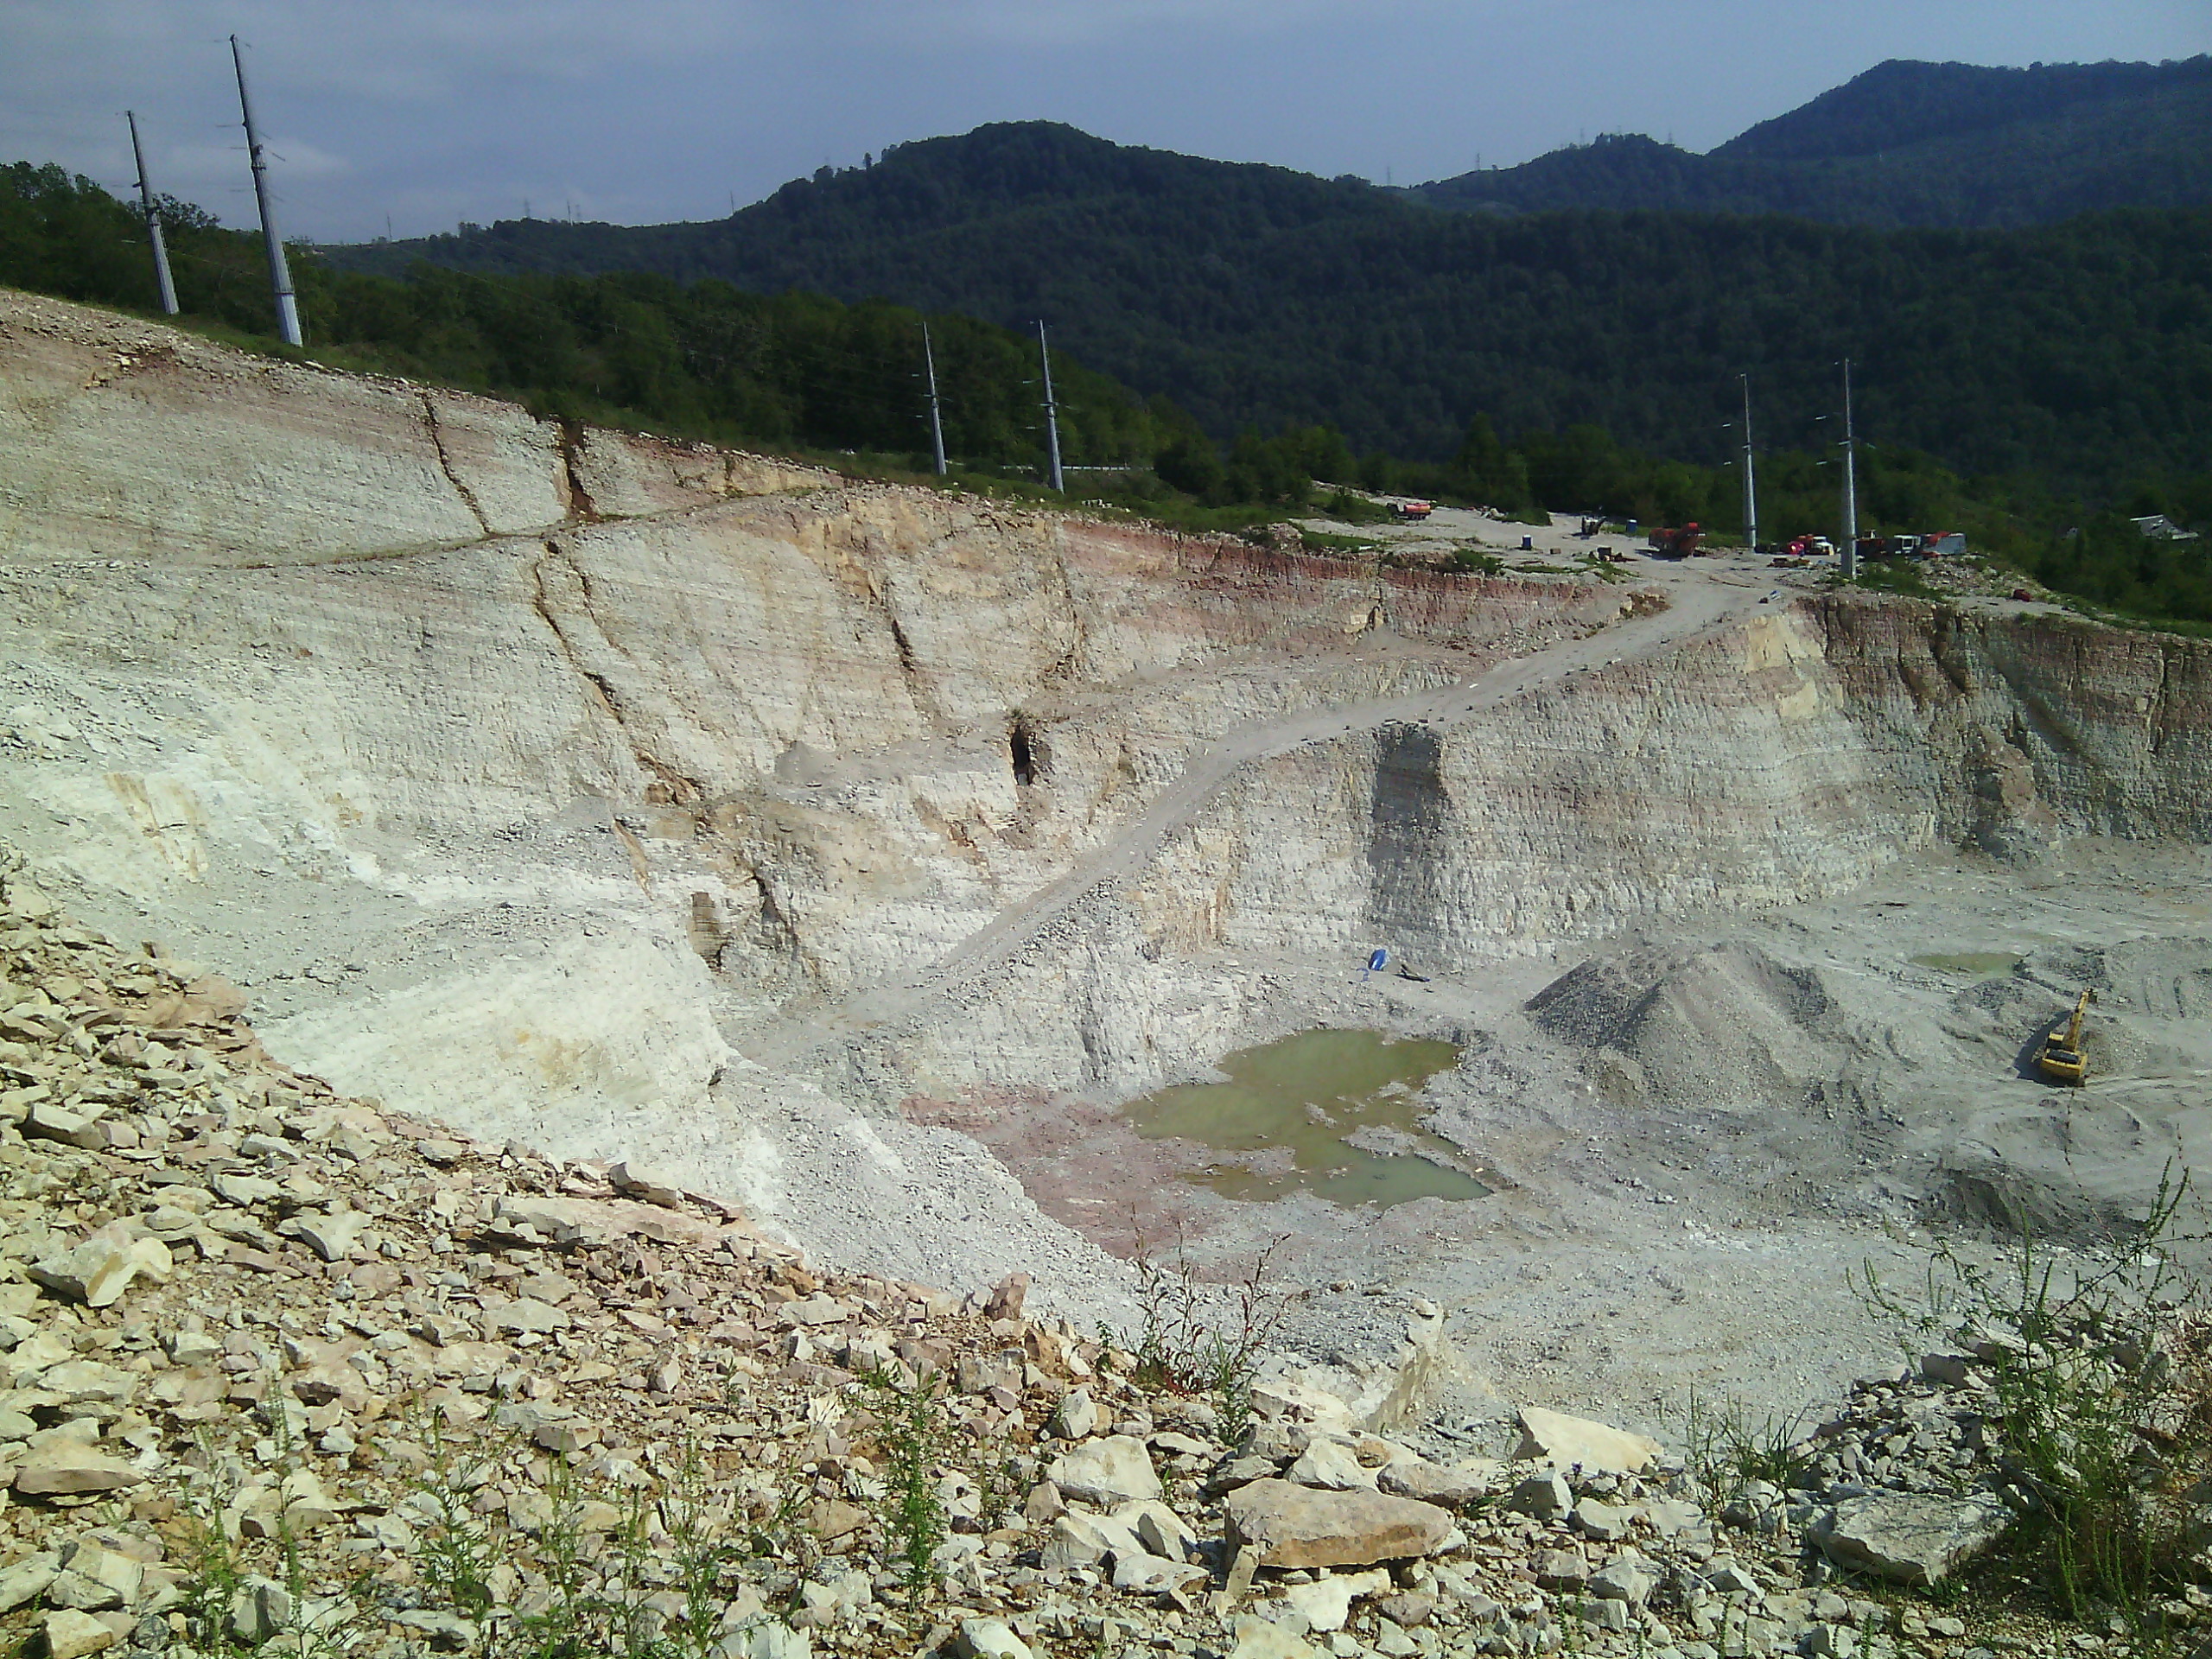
[1840,358,1860,578]
[922,322,948,476]
[231,35,302,347]
[1738,372,1758,551]
[1037,321,1065,493]
[125,111,179,316]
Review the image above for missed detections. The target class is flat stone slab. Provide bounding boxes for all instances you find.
[1224,1478,1455,1568]
[486,1194,724,1250]
[12,1444,144,1497]
[1815,1491,2012,1585]
[1513,1406,1662,1475]
[1047,1434,1161,1506]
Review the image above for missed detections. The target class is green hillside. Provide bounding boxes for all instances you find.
[1716,56,2210,163]
[321,120,2212,494]
[0,159,1180,480]
[7,156,2211,627]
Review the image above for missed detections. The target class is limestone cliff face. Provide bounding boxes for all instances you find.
[3,287,2207,1166]
[0,290,817,563]
[1808,597,2212,855]
[855,601,2212,1104]
[0,290,1610,1137]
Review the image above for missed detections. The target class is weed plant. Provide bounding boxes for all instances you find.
[1668,1394,1811,1509]
[1446,550,1506,576]
[861,1366,955,1586]
[1837,560,1942,600]
[1121,1224,1291,1447]
[1856,1168,2212,1624]
[168,1399,796,1659]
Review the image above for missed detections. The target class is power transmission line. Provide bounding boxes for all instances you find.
[1738,371,1758,550]
[1037,321,1064,493]
[922,321,947,475]
[1840,358,1859,576]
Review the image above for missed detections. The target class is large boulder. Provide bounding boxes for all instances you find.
[1224,1478,1455,1568]
[1285,1440,1375,1491]
[1506,1471,1572,1520]
[1279,1567,1389,1632]
[956,1618,1033,1659]
[1815,1492,2012,1585]
[484,1194,723,1250]
[28,1233,171,1308]
[11,1442,143,1497]
[1377,1457,1493,1506]
[1039,1511,1142,1570]
[41,1610,119,1659]
[1227,1616,1319,1659]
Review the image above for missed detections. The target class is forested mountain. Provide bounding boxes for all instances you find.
[1411,58,2212,227]
[0,160,1183,476]
[321,119,2212,491]
[1717,57,2208,162]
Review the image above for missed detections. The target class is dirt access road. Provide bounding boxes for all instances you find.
[741,553,1780,1070]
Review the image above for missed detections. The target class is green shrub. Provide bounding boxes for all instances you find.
[1857,1168,2212,1623]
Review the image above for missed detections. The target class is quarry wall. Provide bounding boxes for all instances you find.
[4,287,2209,1176]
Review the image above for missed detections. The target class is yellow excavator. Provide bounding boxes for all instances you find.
[2037,989,2095,1086]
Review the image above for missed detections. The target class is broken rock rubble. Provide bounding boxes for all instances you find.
[0,849,2101,1659]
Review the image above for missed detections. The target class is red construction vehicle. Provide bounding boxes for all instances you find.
[1647,523,1704,557]
[1393,499,1434,521]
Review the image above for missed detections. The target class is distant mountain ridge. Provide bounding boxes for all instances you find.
[1409,56,2212,226]
[315,62,2212,484]
[1715,56,2210,162]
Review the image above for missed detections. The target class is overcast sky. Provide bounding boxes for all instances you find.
[7,1,2207,244]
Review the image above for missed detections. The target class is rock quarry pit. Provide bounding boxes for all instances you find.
[4,288,2210,1446]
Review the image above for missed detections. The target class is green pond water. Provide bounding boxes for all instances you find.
[1912,951,2025,977]
[1122,1029,1484,1208]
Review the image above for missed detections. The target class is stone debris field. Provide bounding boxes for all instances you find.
[0,854,2138,1659]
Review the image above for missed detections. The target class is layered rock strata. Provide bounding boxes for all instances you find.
[3,286,2210,1274]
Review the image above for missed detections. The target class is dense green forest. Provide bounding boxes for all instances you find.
[5,159,2209,626]
[0,161,1184,474]
[1718,58,2206,162]
[323,120,2212,499]
[1413,57,2212,227]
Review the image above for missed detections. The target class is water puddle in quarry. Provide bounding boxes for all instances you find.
[1912,951,2026,977]
[1122,1029,1486,1207]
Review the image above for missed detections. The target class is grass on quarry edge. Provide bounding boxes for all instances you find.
[1857,1167,2212,1636]
[1827,558,2212,639]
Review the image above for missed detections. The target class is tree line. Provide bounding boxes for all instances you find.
[4,159,2208,625]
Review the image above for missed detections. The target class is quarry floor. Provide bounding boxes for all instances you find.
[752,539,2210,1444]
[18,529,2200,1446]
[930,836,2212,1444]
